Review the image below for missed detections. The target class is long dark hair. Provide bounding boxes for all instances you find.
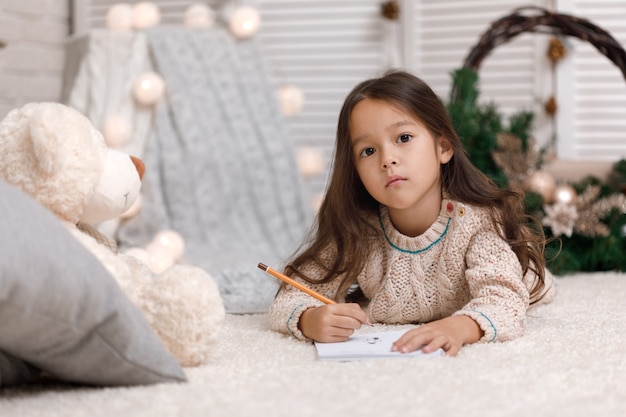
[286,70,547,303]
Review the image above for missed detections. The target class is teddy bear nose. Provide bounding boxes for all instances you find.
[130,155,145,180]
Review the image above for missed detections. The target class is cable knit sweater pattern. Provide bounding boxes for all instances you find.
[268,199,550,344]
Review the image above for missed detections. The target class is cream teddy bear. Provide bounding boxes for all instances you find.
[0,102,225,367]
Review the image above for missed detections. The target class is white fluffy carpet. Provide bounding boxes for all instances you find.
[2,272,625,417]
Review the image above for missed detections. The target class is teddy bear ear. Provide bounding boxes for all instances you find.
[28,103,66,176]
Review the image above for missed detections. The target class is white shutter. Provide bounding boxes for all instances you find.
[408,0,552,146]
[258,0,386,194]
[556,0,626,160]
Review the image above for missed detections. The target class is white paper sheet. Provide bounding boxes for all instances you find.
[314,329,446,361]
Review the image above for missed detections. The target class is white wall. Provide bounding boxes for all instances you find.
[0,0,70,118]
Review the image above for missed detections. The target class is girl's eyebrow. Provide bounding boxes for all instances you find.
[389,120,415,130]
[351,120,416,145]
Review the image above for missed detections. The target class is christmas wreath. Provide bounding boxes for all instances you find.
[446,6,626,274]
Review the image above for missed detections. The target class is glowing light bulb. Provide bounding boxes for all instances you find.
[184,3,215,28]
[297,147,325,177]
[151,230,186,261]
[132,2,161,29]
[133,72,166,106]
[102,115,131,148]
[554,184,577,205]
[229,6,260,39]
[106,3,133,31]
[277,84,305,116]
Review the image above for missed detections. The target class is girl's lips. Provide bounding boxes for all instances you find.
[386,175,406,187]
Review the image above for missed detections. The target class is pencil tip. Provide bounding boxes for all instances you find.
[258,262,268,271]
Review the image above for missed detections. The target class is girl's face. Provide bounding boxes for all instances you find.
[349,98,453,223]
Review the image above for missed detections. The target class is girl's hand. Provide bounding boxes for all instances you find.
[391,315,483,356]
[298,303,370,342]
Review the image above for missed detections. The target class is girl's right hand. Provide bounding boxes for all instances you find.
[298,303,370,342]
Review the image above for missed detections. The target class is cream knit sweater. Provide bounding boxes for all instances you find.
[268,199,555,343]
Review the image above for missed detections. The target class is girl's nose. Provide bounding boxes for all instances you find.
[381,156,397,169]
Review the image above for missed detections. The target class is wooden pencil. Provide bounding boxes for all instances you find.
[257,262,336,304]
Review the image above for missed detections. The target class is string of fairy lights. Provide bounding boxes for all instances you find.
[104,2,305,114]
[100,2,323,273]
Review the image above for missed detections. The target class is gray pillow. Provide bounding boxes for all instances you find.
[0,351,40,387]
[0,180,186,387]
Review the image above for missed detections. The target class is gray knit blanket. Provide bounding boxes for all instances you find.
[115,28,311,313]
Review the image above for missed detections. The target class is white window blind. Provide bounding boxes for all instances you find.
[556,0,626,160]
[409,0,551,146]
[258,0,386,193]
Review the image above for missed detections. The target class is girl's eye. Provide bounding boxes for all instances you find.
[397,134,412,143]
[359,147,375,158]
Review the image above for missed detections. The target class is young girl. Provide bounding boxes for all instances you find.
[268,70,554,356]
